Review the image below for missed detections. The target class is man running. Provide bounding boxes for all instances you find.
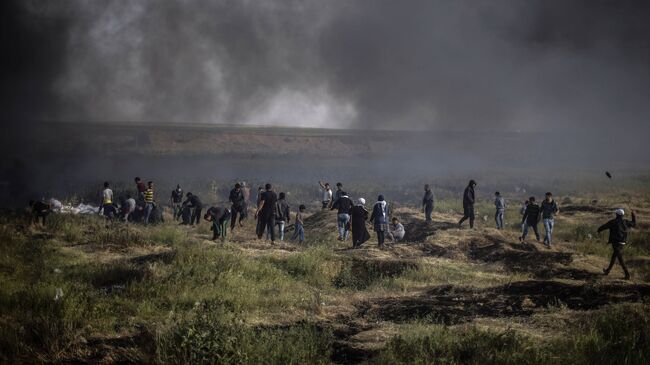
[598,209,636,280]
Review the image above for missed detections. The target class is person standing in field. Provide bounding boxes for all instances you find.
[458,180,476,229]
[331,191,353,241]
[135,177,146,201]
[170,184,183,221]
[332,182,344,206]
[494,191,506,230]
[144,181,155,225]
[318,181,333,209]
[422,184,435,223]
[292,204,306,244]
[598,209,635,280]
[99,181,117,219]
[351,198,370,248]
[229,183,246,230]
[29,200,51,225]
[540,192,559,247]
[370,195,390,249]
[520,196,541,242]
[276,192,291,241]
[255,183,278,244]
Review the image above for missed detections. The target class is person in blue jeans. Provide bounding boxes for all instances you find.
[292,205,306,244]
[331,192,353,241]
[540,192,559,247]
[494,191,506,229]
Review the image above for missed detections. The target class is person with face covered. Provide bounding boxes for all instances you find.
[598,209,636,280]
[351,198,371,248]
[370,195,391,249]
[458,180,476,228]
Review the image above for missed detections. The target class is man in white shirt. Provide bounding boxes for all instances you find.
[318,181,333,209]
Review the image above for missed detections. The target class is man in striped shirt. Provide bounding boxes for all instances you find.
[144,181,155,225]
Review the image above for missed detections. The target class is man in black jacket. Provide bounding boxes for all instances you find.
[204,206,231,241]
[598,209,636,280]
[331,191,354,240]
[520,196,541,242]
[229,183,247,230]
[458,180,476,228]
[255,183,278,244]
[182,192,203,226]
[422,184,434,223]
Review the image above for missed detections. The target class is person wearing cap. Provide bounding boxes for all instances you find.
[540,192,559,247]
[598,209,636,280]
[370,195,391,249]
[458,180,476,228]
[351,198,370,248]
[422,184,435,223]
[331,190,353,241]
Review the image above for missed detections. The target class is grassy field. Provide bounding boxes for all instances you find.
[1,184,650,364]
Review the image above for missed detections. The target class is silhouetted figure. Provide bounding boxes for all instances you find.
[29,200,51,225]
[422,184,434,222]
[351,198,370,248]
[255,183,278,244]
[458,180,476,228]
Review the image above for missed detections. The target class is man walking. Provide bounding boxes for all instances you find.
[370,195,390,249]
[255,183,278,244]
[540,192,559,247]
[520,196,541,242]
[276,192,290,241]
[494,191,506,230]
[229,183,247,230]
[422,184,434,223]
[458,180,476,228]
[598,209,636,280]
[331,191,353,241]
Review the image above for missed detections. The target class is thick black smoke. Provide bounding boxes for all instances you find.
[3,0,650,134]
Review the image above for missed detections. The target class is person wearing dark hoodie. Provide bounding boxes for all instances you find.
[520,196,541,243]
[370,195,390,249]
[204,206,231,241]
[183,192,203,226]
[276,192,291,241]
[255,183,278,244]
[422,184,435,223]
[351,198,371,248]
[598,209,636,280]
[229,183,246,230]
[331,191,354,241]
[458,180,476,228]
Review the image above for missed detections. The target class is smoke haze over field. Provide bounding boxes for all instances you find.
[3,0,650,134]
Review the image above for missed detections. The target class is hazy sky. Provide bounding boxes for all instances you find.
[3,0,650,133]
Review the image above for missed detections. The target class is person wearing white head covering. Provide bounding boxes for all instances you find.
[597,208,637,280]
[350,197,370,248]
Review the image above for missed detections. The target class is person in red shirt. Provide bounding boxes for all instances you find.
[135,177,146,200]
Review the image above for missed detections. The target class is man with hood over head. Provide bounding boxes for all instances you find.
[458,180,477,228]
[598,209,636,280]
[351,198,371,248]
[370,195,390,249]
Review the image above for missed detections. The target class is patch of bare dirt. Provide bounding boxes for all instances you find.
[357,281,650,325]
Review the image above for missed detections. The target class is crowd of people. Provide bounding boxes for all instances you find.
[28,178,638,279]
